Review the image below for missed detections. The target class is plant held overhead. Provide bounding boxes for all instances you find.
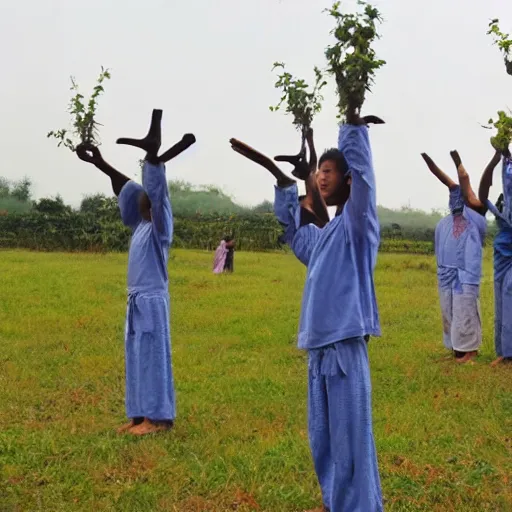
[488,19,512,76]
[269,63,326,169]
[324,1,386,119]
[270,63,326,136]
[48,67,111,152]
[486,19,512,154]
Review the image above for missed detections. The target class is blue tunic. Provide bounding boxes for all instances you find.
[274,184,323,266]
[434,187,486,353]
[486,156,512,358]
[118,162,176,421]
[298,125,381,350]
[281,124,383,511]
[435,186,487,290]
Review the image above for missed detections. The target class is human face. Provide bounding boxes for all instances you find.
[317,159,348,206]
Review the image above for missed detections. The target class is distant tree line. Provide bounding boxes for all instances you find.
[0,177,498,254]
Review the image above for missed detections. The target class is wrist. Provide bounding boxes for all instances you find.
[277,178,295,188]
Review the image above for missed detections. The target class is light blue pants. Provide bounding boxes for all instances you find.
[308,337,382,512]
[495,269,512,358]
[125,292,176,421]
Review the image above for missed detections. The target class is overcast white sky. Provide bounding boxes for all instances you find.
[1,0,511,211]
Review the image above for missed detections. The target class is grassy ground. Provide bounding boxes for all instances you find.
[0,249,510,512]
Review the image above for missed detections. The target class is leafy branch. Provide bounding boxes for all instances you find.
[47,67,111,152]
[486,111,512,153]
[488,19,512,75]
[324,1,386,119]
[485,19,512,153]
[270,63,326,135]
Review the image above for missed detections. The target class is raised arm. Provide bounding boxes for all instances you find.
[76,143,130,196]
[229,138,300,244]
[338,118,378,235]
[275,128,329,228]
[420,153,457,190]
[142,162,172,240]
[230,138,295,188]
[478,150,502,206]
[449,150,486,215]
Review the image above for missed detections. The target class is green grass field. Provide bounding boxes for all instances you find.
[0,250,510,511]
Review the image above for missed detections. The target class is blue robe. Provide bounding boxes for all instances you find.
[434,187,487,352]
[118,162,176,421]
[274,184,322,266]
[275,125,383,512]
[486,156,512,358]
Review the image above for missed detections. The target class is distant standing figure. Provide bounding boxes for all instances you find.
[421,151,487,364]
[213,237,235,274]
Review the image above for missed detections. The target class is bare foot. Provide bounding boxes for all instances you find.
[128,418,173,436]
[455,351,478,364]
[490,356,512,367]
[117,420,140,434]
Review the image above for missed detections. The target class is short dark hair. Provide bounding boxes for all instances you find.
[319,148,349,175]
[224,235,233,242]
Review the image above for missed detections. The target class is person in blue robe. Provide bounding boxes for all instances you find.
[478,145,512,366]
[76,109,196,435]
[231,109,384,511]
[421,151,487,363]
[230,128,329,266]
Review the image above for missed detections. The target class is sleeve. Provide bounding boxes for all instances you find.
[118,180,144,229]
[274,183,300,246]
[486,199,502,220]
[338,124,379,240]
[142,162,173,243]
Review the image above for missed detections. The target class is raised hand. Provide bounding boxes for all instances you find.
[274,128,318,181]
[76,142,104,166]
[76,142,130,196]
[346,100,385,126]
[274,149,307,180]
[450,150,462,170]
[117,109,162,158]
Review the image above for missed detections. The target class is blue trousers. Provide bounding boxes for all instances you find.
[495,268,512,358]
[125,292,176,421]
[308,337,382,512]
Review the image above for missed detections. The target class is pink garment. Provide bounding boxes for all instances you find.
[213,240,228,274]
